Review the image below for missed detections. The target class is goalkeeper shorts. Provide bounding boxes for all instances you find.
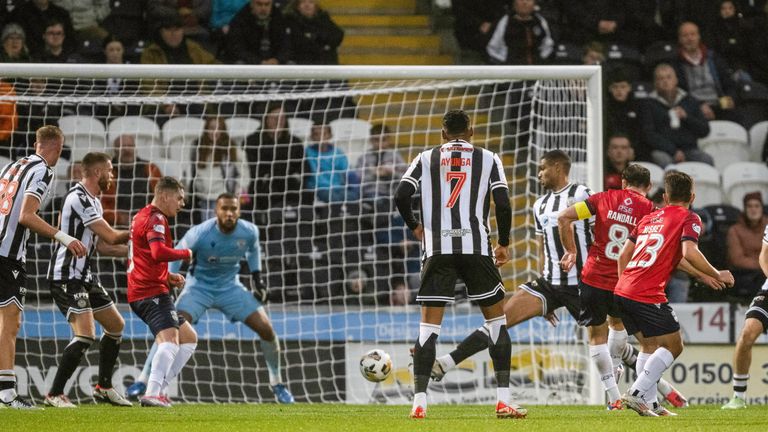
[175,283,262,324]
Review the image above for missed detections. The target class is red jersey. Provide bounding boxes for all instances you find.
[127,205,174,302]
[614,205,702,304]
[580,189,655,291]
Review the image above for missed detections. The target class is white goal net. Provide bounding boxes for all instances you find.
[4,65,602,404]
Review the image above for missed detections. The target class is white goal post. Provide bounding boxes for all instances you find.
[2,64,603,405]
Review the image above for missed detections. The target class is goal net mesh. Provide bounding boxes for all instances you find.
[4,70,594,404]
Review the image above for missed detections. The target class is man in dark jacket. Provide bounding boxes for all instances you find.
[639,63,713,168]
[486,0,553,65]
[225,0,290,64]
[10,0,76,56]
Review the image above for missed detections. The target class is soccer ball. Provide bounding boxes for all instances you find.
[359,349,392,382]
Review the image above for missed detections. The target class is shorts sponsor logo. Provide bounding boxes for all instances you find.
[170,310,178,323]
[441,229,471,238]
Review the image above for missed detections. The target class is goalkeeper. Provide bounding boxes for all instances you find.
[127,192,294,404]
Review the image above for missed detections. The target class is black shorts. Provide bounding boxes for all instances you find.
[579,281,621,327]
[417,254,505,307]
[614,295,680,338]
[0,256,27,310]
[50,279,115,320]
[745,291,768,333]
[129,294,187,336]
[518,277,580,320]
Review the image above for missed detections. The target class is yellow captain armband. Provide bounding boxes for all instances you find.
[574,201,592,220]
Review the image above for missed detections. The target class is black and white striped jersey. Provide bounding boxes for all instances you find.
[533,183,593,286]
[400,139,508,258]
[0,154,54,262]
[47,183,103,282]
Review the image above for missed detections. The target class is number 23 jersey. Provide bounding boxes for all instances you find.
[615,205,702,304]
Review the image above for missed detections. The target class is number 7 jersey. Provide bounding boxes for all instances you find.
[400,139,508,258]
[615,205,702,304]
[580,188,655,291]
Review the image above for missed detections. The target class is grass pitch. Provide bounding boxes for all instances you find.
[3,403,766,432]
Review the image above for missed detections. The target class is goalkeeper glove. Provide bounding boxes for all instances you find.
[251,271,268,303]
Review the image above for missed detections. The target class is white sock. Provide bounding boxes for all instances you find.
[630,348,674,401]
[146,342,179,397]
[418,323,441,346]
[590,343,620,403]
[261,337,282,386]
[607,328,628,369]
[437,354,456,371]
[413,392,427,411]
[138,342,159,383]
[734,374,749,399]
[497,386,510,406]
[161,343,196,395]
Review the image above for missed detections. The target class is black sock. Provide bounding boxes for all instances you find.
[449,329,489,365]
[49,336,94,396]
[412,333,438,394]
[98,333,122,388]
[488,325,511,388]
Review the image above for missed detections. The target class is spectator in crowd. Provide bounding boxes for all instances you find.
[245,104,310,213]
[190,116,247,221]
[727,191,768,298]
[486,0,553,65]
[673,21,741,123]
[603,134,635,190]
[10,0,76,56]
[451,0,505,64]
[638,63,713,168]
[102,0,148,47]
[606,69,641,154]
[225,0,290,64]
[52,0,110,42]
[37,19,77,62]
[140,12,217,64]
[582,41,605,65]
[0,79,15,159]
[283,0,343,65]
[102,134,163,227]
[560,0,643,48]
[148,0,211,41]
[0,22,31,62]
[304,123,349,203]
[709,0,754,82]
[357,124,406,208]
[209,0,248,49]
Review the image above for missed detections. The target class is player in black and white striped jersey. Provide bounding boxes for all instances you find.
[395,109,524,419]
[429,150,595,383]
[44,152,132,408]
[0,126,87,409]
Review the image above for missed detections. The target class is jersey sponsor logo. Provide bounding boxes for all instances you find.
[35,179,47,190]
[692,223,701,234]
[441,228,471,238]
[153,224,166,234]
[84,206,99,218]
[237,239,247,249]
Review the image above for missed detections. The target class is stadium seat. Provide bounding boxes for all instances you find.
[225,117,261,147]
[697,120,750,172]
[288,117,313,143]
[721,162,768,209]
[330,118,371,158]
[666,162,722,207]
[748,120,768,162]
[632,82,653,99]
[551,43,583,64]
[643,41,677,75]
[108,116,164,161]
[632,161,664,195]
[58,115,108,161]
[162,117,204,163]
[737,81,768,129]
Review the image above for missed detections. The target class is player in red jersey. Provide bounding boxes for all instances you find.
[127,177,195,408]
[616,171,733,416]
[558,164,655,408]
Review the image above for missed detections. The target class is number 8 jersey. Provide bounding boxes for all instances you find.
[578,188,655,291]
[615,205,703,304]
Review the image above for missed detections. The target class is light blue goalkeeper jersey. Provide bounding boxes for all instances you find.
[169,218,261,290]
